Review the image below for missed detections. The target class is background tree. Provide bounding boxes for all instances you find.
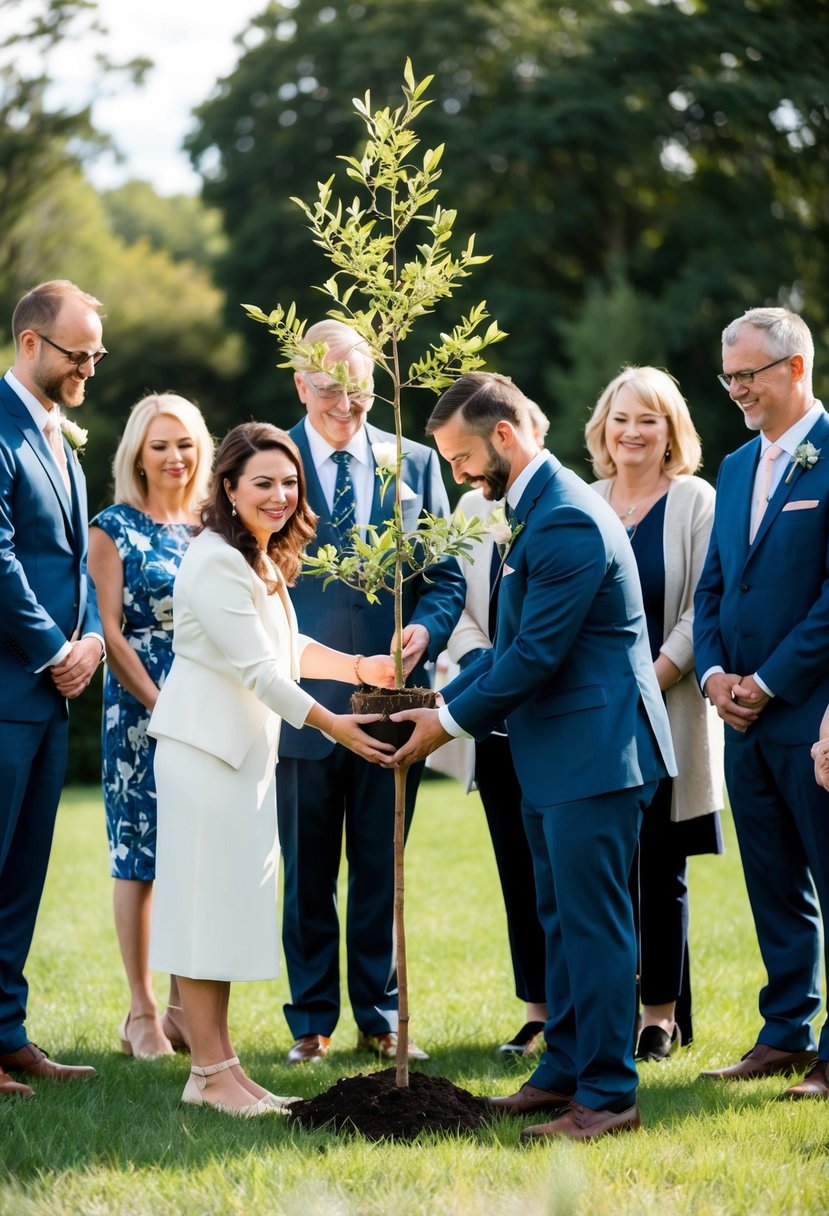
[189,0,828,477]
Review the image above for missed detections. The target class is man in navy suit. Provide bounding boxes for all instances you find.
[389,372,675,1139]
[694,307,829,1098]
[0,280,106,1095]
[276,320,465,1064]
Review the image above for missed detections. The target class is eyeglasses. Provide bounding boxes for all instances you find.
[304,376,373,407]
[717,354,790,391]
[36,332,108,368]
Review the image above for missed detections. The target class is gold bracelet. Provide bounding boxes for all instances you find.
[354,654,364,684]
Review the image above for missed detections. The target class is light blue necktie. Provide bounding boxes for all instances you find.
[331,450,357,541]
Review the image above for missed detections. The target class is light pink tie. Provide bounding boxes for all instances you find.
[44,413,71,495]
[749,444,783,543]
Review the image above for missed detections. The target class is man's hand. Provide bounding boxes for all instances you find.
[703,671,760,732]
[379,707,451,768]
[50,637,102,699]
[398,624,430,679]
[731,673,771,714]
[329,714,396,763]
[812,740,829,793]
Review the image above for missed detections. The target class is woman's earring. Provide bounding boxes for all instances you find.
[664,446,672,461]
[138,465,145,478]
[230,499,237,517]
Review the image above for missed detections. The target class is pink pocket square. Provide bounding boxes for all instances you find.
[782,500,820,511]
[503,564,515,576]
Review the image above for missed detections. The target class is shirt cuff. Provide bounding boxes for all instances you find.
[700,665,724,697]
[753,672,774,698]
[37,641,72,673]
[438,703,472,739]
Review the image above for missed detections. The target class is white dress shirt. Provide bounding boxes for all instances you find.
[303,416,375,536]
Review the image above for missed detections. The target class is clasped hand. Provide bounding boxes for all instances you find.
[51,637,102,699]
[812,740,829,792]
[704,672,769,732]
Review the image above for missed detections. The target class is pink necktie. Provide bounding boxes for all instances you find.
[749,444,783,543]
[44,413,71,495]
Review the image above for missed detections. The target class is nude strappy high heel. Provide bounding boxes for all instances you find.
[117,1011,174,1059]
[181,1056,277,1117]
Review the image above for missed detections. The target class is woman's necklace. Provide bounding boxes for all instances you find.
[611,477,668,535]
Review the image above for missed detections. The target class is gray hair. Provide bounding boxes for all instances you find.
[722,307,814,377]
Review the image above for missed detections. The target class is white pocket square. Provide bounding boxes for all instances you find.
[503,564,515,576]
[782,499,820,511]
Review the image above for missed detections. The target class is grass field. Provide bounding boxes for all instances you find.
[1,778,828,1215]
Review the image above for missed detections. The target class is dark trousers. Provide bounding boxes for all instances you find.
[630,777,693,1043]
[524,783,654,1112]
[725,730,829,1057]
[0,708,68,1052]
[474,734,546,1004]
[276,748,422,1039]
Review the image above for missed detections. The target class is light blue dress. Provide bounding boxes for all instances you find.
[92,505,192,880]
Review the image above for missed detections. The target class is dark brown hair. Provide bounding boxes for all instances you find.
[426,372,532,438]
[200,423,317,589]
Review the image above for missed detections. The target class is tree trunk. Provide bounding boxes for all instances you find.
[394,763,409,1087]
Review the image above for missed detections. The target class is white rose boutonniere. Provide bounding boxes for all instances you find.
[486,506,524,556]
[371,440,417,502]
[61,418,89,455]
[784,440,820,484]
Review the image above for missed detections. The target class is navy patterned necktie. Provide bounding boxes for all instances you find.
[331,450,357,541]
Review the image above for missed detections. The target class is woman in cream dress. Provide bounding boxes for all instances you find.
[149,423,394,1117]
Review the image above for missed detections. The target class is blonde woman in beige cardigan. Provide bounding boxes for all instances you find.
[586,366,724,1062]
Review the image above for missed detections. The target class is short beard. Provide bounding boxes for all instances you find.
[33,367,85,410]
[476,439,511,501]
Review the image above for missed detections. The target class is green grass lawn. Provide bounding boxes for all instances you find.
[1,778,828,1215]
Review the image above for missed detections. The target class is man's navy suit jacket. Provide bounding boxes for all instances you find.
[694,409,829,742]
[279,419,465,761]
[0,377,100,723]
[443,454,675,807]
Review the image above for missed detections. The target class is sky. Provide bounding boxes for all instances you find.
[28,0,272,195]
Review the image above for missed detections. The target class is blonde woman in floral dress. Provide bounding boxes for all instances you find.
[88,393,213,1059]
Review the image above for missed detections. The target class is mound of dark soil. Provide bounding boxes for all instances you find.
[289,1068,493,1142]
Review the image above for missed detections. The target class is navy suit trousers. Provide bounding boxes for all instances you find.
[725,728,829,1056]
[0,706,69,1051]
[277,748,423,1039]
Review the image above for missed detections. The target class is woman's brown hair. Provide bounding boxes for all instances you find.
[200,423,317,589]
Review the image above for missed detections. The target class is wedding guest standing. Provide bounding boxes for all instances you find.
[695,307,829,1100]
[586,366,724,1061]
[148,423,395,1117]
[0,280,105,1095]
[88,393,213,1059]
[276,320,464,1065]
[446,400,550,1056]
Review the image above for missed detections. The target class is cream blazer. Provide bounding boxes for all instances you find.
[593,475,724,821]
[149,528,315,771]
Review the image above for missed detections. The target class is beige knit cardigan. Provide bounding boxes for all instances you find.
[593,475,725,822]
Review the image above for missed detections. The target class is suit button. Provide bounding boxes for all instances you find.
[740,584,750,592]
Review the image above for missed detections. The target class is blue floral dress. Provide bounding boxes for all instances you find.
[92,505,193,880]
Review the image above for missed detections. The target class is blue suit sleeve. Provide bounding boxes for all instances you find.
[408,448,465,660]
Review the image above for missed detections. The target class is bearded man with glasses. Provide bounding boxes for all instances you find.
[275,319,465,1066]
[0,280,106,1095]
[694,306,829,1098]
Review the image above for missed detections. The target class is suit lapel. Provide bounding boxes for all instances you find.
[748,412,829,555]
[365,424,391,528]
[3,387,75,530]
[514,454,560,526]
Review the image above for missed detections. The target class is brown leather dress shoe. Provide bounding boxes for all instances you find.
[489,1082,573,1115]
[782,1060,829,1099]
[286,1034,331,1064]
[699,1043,818,1081]
[356,1031,429,1061]
[0,1066,34,1097]
[0,1042,96,1081]
[521,1101,641,1142]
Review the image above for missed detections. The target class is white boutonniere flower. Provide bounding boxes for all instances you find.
[371,440,417,502]
[371,441,397,470]
[61,418,89,454]
[486,506,523,554]
[785,440,820,484]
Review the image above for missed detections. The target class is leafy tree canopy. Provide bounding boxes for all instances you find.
[188,0,828,479]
